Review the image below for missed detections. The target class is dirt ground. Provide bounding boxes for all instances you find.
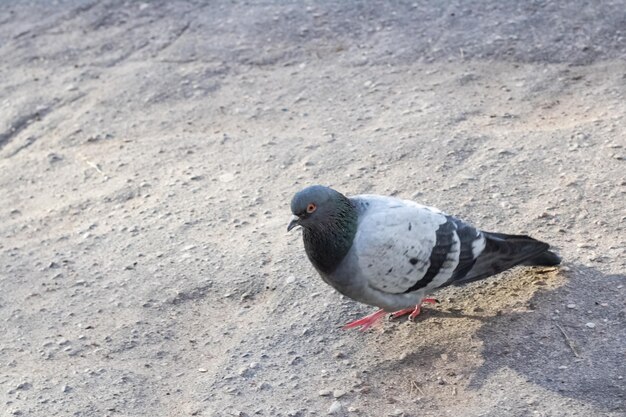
[0,1,625,416]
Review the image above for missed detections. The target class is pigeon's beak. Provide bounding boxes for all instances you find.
[287,215,300,232]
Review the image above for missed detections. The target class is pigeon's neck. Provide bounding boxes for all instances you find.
[302,197,358,275]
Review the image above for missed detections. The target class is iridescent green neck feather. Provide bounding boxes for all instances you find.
[302,195,358,275]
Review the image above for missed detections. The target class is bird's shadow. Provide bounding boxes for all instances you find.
[366,265,625,412]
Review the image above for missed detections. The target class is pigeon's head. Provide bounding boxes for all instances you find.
[287,185,345,232]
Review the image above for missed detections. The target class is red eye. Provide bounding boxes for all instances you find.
[306,203,316,213]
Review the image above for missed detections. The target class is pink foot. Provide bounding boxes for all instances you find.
[390,307,415,319]
[390,298,439,321]
[342,309,387,331]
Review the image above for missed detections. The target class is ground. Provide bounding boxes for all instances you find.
[0,1,625,416]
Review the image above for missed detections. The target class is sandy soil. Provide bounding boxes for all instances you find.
[0,1,625,416]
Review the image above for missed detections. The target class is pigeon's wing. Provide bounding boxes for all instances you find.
[351,195,557,297]
[351,196,487,295]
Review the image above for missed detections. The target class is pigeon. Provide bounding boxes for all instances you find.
[288,185,561,330]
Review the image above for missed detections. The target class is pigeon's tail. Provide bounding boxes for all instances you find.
[522,249,562,266]
[453,231,560,286]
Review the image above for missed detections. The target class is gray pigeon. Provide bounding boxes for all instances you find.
[288,185,560,330]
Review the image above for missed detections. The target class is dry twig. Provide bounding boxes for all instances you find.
[556,323,580,358]
[409,380,425,397]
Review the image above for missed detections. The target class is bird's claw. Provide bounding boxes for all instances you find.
[390,298,439,322]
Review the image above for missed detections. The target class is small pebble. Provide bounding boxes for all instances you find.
[328,401,343,415]
[219,172,235,183]
[333,389,346,398]
[198,368,208,373]
[16,382,31,391]
[566,304,576,309]
[389,410,404,417]
[585,322,596,328]
[319,389,332,397]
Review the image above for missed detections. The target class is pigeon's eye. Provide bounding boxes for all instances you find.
[306,203,317,214]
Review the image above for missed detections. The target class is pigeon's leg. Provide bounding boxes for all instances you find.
[342,309,388,331]
[407,305,423,321]
[390,298,438,320]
